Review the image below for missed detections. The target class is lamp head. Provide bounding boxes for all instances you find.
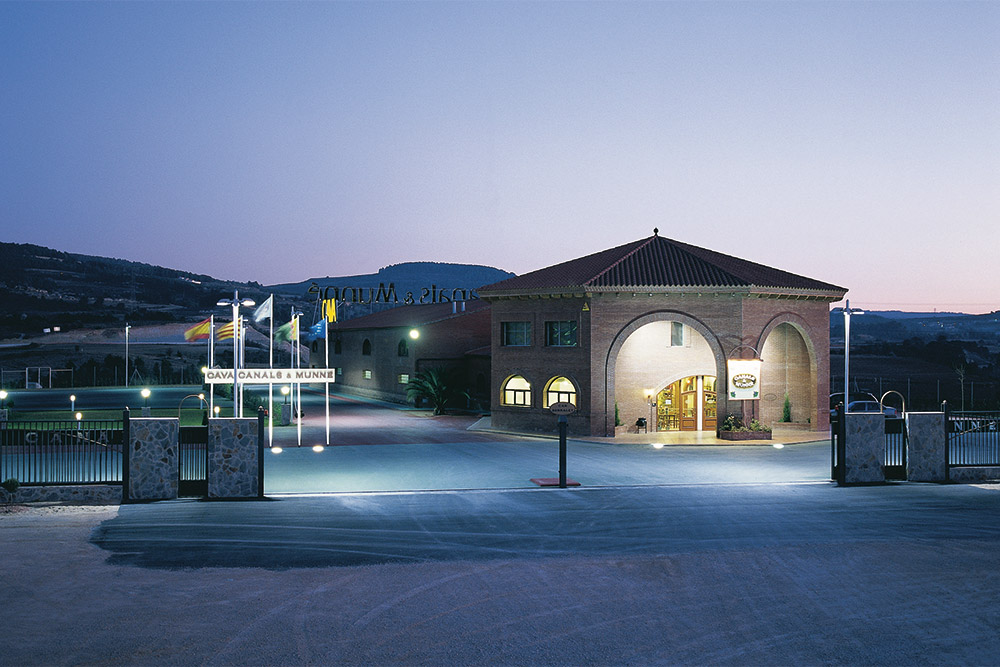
[141,388,151,399]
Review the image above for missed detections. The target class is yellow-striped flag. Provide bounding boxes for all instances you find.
[217,321,235,340]
[323,298,337,323]
[184,318,211,342]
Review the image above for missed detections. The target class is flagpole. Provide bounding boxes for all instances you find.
[209,315,215,419]
[295,313,302,448]
[268,295,274,449]
[324,317,330,445]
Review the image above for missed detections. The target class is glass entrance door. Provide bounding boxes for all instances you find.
[656,375,717,432]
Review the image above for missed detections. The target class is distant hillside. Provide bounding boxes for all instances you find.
[0,242,275,338]
[269,261,514,297]
[267,261,515,320]
[830,309,1000,351]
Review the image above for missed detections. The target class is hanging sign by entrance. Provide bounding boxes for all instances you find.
[726,359,761,400]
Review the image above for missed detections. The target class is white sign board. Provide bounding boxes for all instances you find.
[203,368,338,385]
[727,359,761,400]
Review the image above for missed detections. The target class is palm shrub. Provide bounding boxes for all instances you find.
[406,368,452,415]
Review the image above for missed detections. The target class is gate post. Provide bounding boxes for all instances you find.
[942,400,951,482]
[905,411,946,482]
[207,417,260,499]
[121,408,130,503]
[840,412,885,485]
[125,416,180,501]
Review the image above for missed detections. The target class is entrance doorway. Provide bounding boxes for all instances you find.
[656,376,717,431]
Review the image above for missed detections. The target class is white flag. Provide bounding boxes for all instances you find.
[253,295,273,323]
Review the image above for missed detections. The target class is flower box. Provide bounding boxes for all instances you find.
[719,430,772,441]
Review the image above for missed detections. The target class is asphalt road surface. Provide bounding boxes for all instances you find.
[3,481,997,665]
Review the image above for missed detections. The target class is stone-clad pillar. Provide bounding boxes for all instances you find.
[207,418,261,498]
[906,412,946,482]
[843,413,885,485]
[127,418,179,501]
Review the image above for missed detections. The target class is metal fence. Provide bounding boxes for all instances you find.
[947,409,1000,467]
[0,419,125,485]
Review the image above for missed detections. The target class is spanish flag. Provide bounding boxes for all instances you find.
[216,320,235,341]
[184,318,211,342]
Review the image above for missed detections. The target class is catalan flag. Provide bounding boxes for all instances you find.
[184,318,211,342]
[216,320,235,341]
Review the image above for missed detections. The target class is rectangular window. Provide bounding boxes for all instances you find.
[545,320,578,347]
[670,321,684,347]
[363,369,372,380]
[398,373,409,384]
[501,321,531,346]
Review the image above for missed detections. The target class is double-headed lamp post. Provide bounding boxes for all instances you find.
[217,290,255,417]
[836,299,865,408]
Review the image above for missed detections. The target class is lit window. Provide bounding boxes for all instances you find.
[501,321,531,346]
[398,373,409,384]
[545,321,578,347]
[544,376,577,407]
[501,375,531,406]
[363,369,372,380]
[670,321,684,347]
[336,367,342,376]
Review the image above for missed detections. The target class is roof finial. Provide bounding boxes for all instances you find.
[653,227,659,236]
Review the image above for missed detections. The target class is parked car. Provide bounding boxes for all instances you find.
[841,400,898,418]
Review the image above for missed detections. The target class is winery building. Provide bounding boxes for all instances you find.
[478,231,847,437]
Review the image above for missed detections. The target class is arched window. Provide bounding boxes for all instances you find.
[398,339,409,357]
[362,339,372,356]
[334,339,342,355]
[501,375,531,407]
[544,376,577,408]
[310,340,319,353]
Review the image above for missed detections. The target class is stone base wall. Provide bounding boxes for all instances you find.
[128,418,179,501]
[949,467,1000,483]
[10,485,121,504]
[208,418,260,499]
[843,413,885,484]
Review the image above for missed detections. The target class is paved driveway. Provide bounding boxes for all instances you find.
[263,391,831,493]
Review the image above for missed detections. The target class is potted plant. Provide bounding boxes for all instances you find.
[718,414,772,440]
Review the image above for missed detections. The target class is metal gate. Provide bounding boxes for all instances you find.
[883,417,906,480]
[179,425,208,497]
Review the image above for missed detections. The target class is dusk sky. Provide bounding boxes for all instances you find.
[2,2,997,312]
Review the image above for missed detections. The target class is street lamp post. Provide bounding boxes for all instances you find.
[280,385,291,426]
[217,290,255,418]
[141,387,151,416]
[0,389,7,421]
[837,299,865,408]
[70,394,76,416]
[124,323,130,387]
